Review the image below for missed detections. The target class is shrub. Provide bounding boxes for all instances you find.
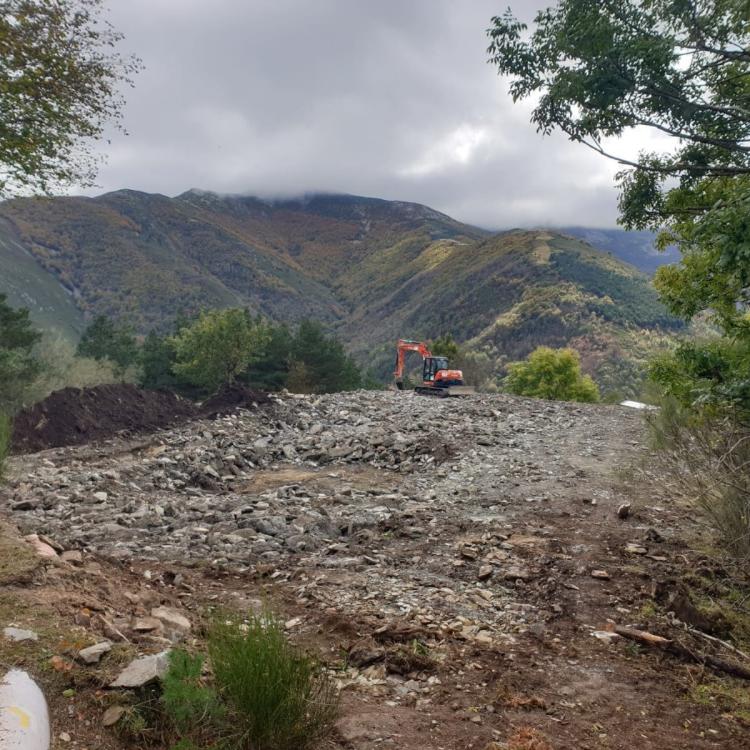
[208,612,338,750]
[648,399,750,562]
[162,611,338,750]
[505,346,599,403]
[162,650,223,743]
[0,413,11,479]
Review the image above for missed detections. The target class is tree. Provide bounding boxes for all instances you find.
[430,333,460,361]
[505,346,600,402]
[77,315,139,374]
[488,0,750,405]
[0,293,41,412]
[171,309,268,393]
[0,0,140,195]
[289,320,361,394]
[243,323,294,391]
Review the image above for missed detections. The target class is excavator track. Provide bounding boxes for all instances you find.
[415,386,475,397]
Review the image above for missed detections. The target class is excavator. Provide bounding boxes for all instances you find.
[393,339,475,397]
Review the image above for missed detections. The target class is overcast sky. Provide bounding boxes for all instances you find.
[86,0,665,229]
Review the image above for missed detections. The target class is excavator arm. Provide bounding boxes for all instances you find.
[393,339,432,389]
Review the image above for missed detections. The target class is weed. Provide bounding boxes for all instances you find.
[162,650,223,741]
[160,611,338,750]
[209,611,338,750]
[687,676,750,723]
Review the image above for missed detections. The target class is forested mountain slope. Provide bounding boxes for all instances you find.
[0,190,682,394]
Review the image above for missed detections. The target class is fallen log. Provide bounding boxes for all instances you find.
[613,625,750,680]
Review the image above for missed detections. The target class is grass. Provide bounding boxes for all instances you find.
[0,521,39,585]
[162,611,339,750]
[687,676,750,723]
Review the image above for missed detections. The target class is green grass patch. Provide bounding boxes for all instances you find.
[161,611,338,750]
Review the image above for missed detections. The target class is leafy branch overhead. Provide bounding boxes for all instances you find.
[0,0,141,195]
[487,0,750,227]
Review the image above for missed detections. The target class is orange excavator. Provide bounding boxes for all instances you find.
[393,339,475,397]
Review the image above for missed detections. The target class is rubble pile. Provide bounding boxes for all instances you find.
[3,390,640,650]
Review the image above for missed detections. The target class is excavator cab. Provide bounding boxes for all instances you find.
[422,356,449,383]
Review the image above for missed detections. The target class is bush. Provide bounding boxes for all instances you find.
[162,611,338,750]
[505,346,599,403]
[209,612,338,750]
[0,413,11,479]
[648,399,750,562]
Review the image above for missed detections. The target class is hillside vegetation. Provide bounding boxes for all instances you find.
[0,191,683,396]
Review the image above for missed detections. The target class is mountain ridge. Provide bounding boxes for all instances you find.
[0,190,683,395]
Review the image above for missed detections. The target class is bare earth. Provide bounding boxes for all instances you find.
[1,391,748,749]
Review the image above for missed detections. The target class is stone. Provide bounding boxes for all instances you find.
[3,626,39,642]
[590,569,611,580]
[132,616,162,632]
[617,502,631,519]
[59,732,71,742]
[102,705,126,727]
[624,543,647,555]
[93,491,109,503]
[151,606,191,638]
[477,565,493,581]
[24,533,58,558]
[61,550,83,565]
[110,650,171,688]
[78,640,112,665]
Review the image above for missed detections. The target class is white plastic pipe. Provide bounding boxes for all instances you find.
[0,670,50,750]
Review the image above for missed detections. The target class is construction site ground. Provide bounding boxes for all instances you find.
[2,389,749,750]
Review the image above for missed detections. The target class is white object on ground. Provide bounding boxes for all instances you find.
[619,400,658,411]
[0,669,50,749]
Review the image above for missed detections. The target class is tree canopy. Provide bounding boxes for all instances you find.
[0,0,140,194]
[488,0,750,406]
[505,346,600,402]
[0,292,41,412]
[77,314,139,374]
[171,309,269,393]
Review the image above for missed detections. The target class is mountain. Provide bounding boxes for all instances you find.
[559,226,680,275]
[0,190,683,396]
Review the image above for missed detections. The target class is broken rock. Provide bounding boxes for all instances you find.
[78,640,112,665]
[110,650,171,688]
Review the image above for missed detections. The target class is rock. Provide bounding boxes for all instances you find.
[591,569,611,580]
[24,533,58,558]
[617,503,631,519]
[3,626,39,642]
[110,650,171,688]
[591,630,621,643]
[59,731,71,742]
[133,616,163,632]
[93,491,108,503]
[10,499,37,511]
[78,640,112,665]
[624,543,647,555]
[151,606,191,640]
[477,565,493,581]
[61,550,83,565]
[102,705,126,727]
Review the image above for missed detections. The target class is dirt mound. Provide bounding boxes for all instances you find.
[11,383,198,454]
[200,382,271,418]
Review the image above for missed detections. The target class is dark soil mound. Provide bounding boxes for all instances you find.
[12,383,198,454]
[200,382,271,418]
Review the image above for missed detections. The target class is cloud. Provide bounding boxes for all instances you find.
[84,0,652,228]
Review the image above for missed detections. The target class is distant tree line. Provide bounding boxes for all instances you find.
[0,298,375,416]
